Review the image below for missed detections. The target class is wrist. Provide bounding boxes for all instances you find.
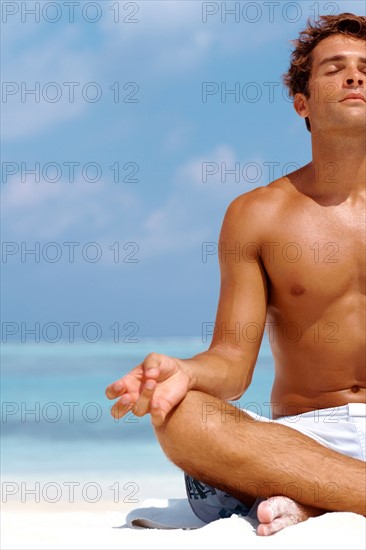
[177,358,197,391]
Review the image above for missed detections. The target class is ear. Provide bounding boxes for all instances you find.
[294,93,309,119]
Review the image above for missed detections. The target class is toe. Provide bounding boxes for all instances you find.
[257,497,286,524]
[257,515,293,536]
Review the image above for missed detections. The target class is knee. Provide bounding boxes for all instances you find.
[154,390,212,467]
[154,389,204,441]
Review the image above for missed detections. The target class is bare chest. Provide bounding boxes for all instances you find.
[260,212,365,305]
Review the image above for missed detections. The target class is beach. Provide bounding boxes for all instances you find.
[2,498,365,550]
[2,340,364,549]
[2,444,365,550]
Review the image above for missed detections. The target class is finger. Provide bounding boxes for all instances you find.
[110,394,134,419]
[133,380,157,417]
[142,352,165,378]
[105,379,127,400]
[144,367,160,379]
[150,400,169,428]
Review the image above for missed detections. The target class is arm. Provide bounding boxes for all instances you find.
[106,193,268,423]
[181,194,268,400]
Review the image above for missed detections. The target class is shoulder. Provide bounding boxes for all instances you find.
[222,176,293,235]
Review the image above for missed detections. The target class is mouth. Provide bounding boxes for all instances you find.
[340,94,366,103]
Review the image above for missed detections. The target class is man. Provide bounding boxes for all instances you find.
[106,13,366,536]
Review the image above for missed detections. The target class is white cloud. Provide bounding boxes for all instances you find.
[151,29,214,74]
[161,121,194,153]
[181,144,237,185]
[4,0,364,142]
[2,142,269,262]
[100,1,288,75]
[101,0,200,35]
[2,144,251,260]
[136,144,263,259]
[139,194,209,257]
[2,26,94,140]
[178,144,262,195]
[1,175,142,241]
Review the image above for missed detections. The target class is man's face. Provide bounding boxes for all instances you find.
[295,35,366,134]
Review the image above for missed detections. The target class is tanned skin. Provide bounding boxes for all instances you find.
[106,35,366,535]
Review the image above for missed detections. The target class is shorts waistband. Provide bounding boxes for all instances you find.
[297,403,366,419]
[347,403,366,417]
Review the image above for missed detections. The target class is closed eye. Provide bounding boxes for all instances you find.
[324,65,343,75]
[326,64,366,75]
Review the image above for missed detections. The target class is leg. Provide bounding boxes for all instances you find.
[154,391,366,516]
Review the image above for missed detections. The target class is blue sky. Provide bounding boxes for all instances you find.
[1,0,365,341]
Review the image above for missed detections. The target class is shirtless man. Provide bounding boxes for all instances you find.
[106,13,366,536]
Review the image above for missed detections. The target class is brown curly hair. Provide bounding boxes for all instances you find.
[283,13,366,131]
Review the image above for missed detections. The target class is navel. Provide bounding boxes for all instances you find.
[351,385,360,393]
[290,285,306,297]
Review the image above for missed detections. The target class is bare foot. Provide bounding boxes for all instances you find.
[255,496,323,536]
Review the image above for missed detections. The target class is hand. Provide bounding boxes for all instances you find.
[105,352,192,427]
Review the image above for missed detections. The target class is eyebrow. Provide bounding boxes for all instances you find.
[318,55,366,68]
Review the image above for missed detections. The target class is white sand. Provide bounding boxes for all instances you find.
[1,501,365,550]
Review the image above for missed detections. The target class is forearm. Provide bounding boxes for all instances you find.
[179,344,251,401]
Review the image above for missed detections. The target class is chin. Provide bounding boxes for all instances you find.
[317,116,366,135]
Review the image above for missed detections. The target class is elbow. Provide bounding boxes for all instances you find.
[207,342,255,401]
[227,371,253,401]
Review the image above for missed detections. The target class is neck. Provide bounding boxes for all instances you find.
[309,131,365,198]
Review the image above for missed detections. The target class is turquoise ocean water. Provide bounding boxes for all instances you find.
[1,338,274,504]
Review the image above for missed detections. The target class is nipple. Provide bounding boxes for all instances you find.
[351,385,360,393]
[290,285,305,296]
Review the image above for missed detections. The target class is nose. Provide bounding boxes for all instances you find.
[345,68,364,87]
[346,77,364,86]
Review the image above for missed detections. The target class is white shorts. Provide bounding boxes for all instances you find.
[185,403,366,523]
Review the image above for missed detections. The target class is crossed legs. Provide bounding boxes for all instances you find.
[154,391,366,534]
